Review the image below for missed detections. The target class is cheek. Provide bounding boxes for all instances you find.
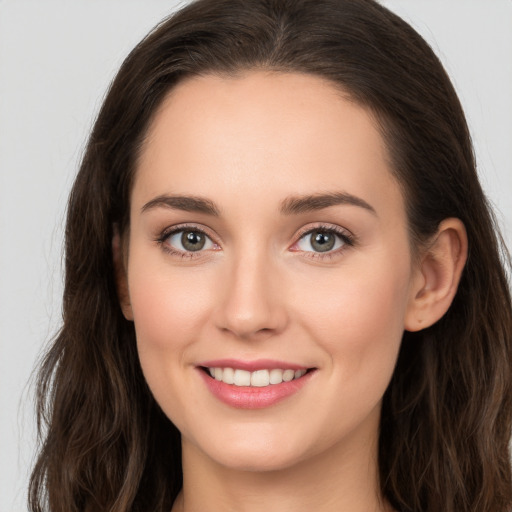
[126,261,219,429]
[125,255,218,410]
[128,262,212,352]
[294,254,411,379]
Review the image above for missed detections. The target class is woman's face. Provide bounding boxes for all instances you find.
[122,71,421,472]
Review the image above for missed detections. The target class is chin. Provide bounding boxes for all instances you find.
[210,448,305,473]
[182,425,308,473]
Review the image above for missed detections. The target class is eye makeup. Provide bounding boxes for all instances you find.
[154,221,357,261]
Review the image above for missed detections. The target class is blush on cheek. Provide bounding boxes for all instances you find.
[128,277,188,413]
[131,267,194,323]
[298,265,408,386]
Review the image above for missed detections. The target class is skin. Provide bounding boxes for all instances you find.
[115,71,467,512]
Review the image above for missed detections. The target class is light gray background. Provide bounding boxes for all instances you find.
[1,1,511,511]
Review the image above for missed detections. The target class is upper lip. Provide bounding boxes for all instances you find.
[198,359,311,372]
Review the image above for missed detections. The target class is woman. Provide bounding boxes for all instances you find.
[29,0,512,511]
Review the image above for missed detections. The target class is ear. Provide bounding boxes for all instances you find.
[112,226,134,321]
[404,218,468,332]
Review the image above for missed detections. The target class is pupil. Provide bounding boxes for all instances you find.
[182,231,205,251]
[311,231,334,252]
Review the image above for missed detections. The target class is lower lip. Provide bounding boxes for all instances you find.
[198,369,315,409]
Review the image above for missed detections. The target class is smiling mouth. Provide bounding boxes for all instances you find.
[201,367,315,387]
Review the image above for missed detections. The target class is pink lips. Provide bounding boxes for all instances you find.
[200,359,308,372]
[197,359,315,409]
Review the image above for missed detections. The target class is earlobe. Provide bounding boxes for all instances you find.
[112,226,134,321]
[404,218,468,332]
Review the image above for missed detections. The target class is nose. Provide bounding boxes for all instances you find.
[214,252,289,340]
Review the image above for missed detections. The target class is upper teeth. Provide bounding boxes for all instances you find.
[208,367,307,387]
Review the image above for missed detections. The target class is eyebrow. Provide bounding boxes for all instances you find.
[279,192,377,216]
[141,191,376,217]
[141,194,220,216]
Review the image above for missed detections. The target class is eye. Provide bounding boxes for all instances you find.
[165,228,216,253]
[295,227,352,254]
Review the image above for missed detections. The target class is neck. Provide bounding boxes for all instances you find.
[173,426,391,512]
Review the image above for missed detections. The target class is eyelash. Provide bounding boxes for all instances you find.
[155,223,356,261]
[155,223,219,260]
[293,224,356,260]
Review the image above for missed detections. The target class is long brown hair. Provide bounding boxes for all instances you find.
[30,0,512,510]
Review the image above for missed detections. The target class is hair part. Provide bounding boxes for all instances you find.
[30,1,512,511]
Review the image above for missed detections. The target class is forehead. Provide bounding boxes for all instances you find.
[133,71,403,221]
